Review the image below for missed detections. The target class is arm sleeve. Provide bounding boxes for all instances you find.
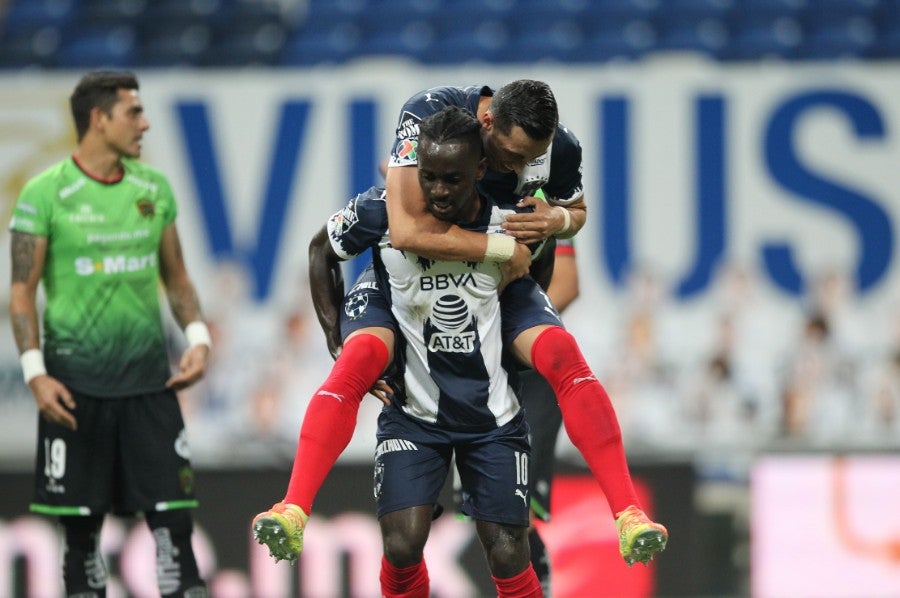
[325,189,389,259]
[542,125,584,207]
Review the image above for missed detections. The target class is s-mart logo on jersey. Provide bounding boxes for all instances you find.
[74,252,157,276]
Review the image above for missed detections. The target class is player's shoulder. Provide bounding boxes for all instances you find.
[20,158,76,196]
[122,158,168,182]
[553,122,582,151]
[121,159,174,194]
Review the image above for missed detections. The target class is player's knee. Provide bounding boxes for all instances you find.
[381,524,427,567]
[381,536,425,569]
[478,524,530,578]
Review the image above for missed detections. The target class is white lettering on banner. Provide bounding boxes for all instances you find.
[1,512,478,596]
[300,514,479,598]
[0,517,60,598]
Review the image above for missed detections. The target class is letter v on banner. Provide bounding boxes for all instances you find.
[176,100,311,300]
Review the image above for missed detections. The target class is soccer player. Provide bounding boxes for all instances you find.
[311,79,667,567]
[259,106,554,595]
[8,70,211,598]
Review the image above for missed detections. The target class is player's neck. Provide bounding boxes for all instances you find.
[72,144,124,182]
[459,191,482,223]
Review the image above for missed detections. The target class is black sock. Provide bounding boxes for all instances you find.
[61,515,107,598]
[144,510,206,597]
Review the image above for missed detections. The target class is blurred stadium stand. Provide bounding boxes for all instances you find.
[1,0,899,68]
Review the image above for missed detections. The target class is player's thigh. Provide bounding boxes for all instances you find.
[500,276,564,367]
[33,394,116,513]
[374,409,451,520]
[455,413,531,527]
[118,390,197,513]
[341,264,398,342]
[345,327,395,362]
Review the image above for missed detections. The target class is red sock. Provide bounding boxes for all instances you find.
[283,334,389,513]
[493,564,543,598]
[380,556,429,598]
[531,326,640,515]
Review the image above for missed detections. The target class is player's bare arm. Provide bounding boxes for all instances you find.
[385,165,532,280]
[158,223,209,390]
[308,226,345,360]
[547,252,580,313]
[9,231,77,430]
[502,196,587,243]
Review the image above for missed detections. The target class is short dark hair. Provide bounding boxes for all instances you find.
[418,105,483,156]
[70,70,139,141]
[491,79,558,141]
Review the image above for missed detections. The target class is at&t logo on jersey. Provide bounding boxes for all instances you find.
[74,251,157,275]
[426,294,477,354]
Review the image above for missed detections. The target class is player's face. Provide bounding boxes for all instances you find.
[99,89,149,158]
[483,121,552,174]
[418,139,486,222]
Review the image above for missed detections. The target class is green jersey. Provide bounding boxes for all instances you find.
[10,157,178,397]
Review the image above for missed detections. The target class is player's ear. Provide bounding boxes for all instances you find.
[89,105,109,132]
[480,110,493,131]
[476,157,487,180]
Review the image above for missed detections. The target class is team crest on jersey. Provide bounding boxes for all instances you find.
[345,292,369,319]
[135,198,155,218]
[396,111,421,140]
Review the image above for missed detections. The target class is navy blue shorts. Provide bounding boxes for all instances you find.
[32,390,198,517]
[340,266,398,340]
[341,265,563,344]
[374,407,531,527]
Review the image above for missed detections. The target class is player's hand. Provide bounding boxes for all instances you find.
[166,344,210,391]
[502,196,565,242]
[369,379,393,406]
[498,241,532,292]
[30,375,77,431]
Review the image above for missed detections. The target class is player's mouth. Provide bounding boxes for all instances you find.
[429,200,454,219]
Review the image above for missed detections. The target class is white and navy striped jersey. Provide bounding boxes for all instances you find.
[387,85,584,207]
[327,187,545,431]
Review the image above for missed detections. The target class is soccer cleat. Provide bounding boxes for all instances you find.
[252,502,309,564]
[615,505,668,567]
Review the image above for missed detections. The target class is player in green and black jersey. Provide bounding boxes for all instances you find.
[9,70,211,598]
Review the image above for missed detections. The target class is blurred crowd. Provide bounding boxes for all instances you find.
[1,257,898,472]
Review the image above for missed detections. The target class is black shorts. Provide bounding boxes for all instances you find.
[519,369,563,521]
[374,407,531,527]
[31,389,198,517]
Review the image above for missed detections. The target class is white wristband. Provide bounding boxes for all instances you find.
[185,321,212,348]
[554,205,573,238]
[20,349,47,384]
[484,233,517,262]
